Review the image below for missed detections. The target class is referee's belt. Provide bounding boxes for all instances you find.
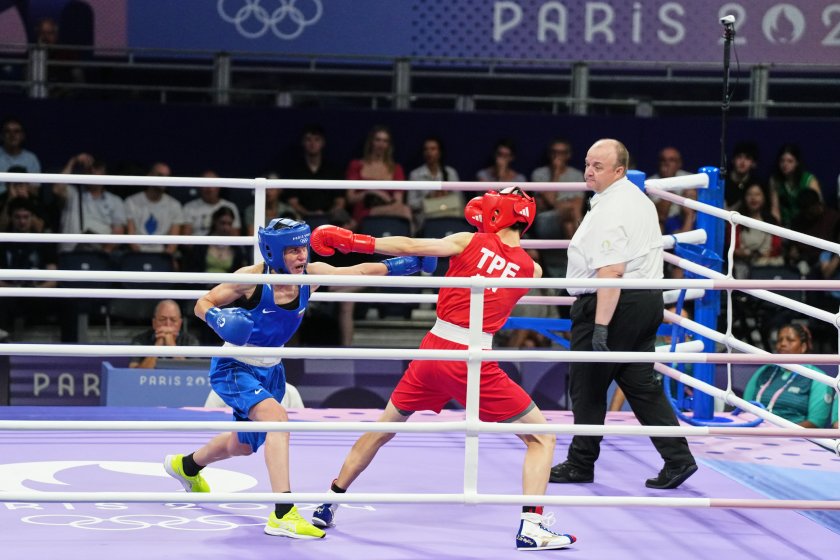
[430,318,493,349]
[223,342,283,367]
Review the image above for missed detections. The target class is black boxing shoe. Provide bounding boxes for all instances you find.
[645,463,698,489]
[549,461,594,484]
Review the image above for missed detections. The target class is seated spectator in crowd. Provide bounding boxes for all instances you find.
[0,197,57,336]
[244,180,299,236]
[732,181,785,279]
[788,189,839,276]
[124,162,185,258]
[819,222,840,303]
[769,143,822,227]
[0,166,46,232]
[0,117,41,193]
[129,299,199,369]
[345,124,412,226]
[55,153,127,254]
[284,125,350,226]
[531,138,584,207]
[182,170,242,237]
[531,137,585,238]
[724,141,761,211]
[649,146,695,235]
[407,136,462,230]
[184,206,248,278]
[742,324,833,428]
[476,138,526,183]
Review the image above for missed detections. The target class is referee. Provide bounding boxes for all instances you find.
[550,138,697,489]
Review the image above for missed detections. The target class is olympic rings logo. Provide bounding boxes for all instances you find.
[22,513,265,531]
[217,0,323,40]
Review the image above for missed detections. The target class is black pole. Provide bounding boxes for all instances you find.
[720,17,735,176]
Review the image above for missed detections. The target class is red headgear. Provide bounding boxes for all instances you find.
[480,187,536,234]
[464,196,485,232]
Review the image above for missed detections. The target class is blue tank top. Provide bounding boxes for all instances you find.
[243,265,310,348]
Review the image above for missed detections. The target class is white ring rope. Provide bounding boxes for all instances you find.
[0,287,705,307]
[2,269,837,292]
[647,185,840,255]
[0,343,838,367]
[1,491,836,510]
[0,170,586,193]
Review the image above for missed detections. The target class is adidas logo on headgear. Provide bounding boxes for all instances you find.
[518,207,530,218]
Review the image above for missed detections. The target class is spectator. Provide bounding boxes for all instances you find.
[55,153,127,254]
[0,166,46,232]
[788,189,839,276]
[182,170,242,237]
[732,181,785,279]
[531,138,585,239]
[769,143,822,227]
[818,222,840,307]
[244,178,299,236]
[649,146,694,235]
[345,124,412,225]
[724,141,761,211]
[476,138,526,183]
[129,299,199,369]
[742,324,833,428]
[0,197,57,336]
[407,136,462,230]
[124,162,185,257]
[0,117,42,194]
[284,124,349,225]
[184,206,248,275]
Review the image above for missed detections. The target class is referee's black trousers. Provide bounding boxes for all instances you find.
[565,289,695,472]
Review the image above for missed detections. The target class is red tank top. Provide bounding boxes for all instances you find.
[436,233,535,333]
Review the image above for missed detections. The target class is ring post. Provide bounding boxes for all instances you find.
[693,166,724,420]
[464,283,486,503]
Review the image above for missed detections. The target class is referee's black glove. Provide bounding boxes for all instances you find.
[592,324,610,352]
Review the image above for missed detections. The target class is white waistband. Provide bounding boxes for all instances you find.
[430,319,493,349]
[223,342,283,367]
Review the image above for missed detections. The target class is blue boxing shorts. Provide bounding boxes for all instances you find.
[208,356,287,452]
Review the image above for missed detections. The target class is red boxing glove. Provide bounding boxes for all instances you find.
[310,225,376,257]
[464,196,485,233]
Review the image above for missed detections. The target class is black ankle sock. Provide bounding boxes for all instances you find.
[330,480,346,493]
[522,506,544,515]
[181,453,203,477]
[275,492,293,518]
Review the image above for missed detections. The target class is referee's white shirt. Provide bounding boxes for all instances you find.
[566,177,663,295]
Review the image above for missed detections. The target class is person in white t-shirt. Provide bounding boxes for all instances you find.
[182,170,242,237]
[56,153,127,253]
[124,162,185,255]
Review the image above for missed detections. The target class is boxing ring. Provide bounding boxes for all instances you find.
[0,170,839,559]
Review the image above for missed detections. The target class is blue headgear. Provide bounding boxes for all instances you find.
[257,218,311,273]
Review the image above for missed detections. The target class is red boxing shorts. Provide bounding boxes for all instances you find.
[390,332,534,422]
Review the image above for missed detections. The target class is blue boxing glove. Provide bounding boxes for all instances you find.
[421,256,438,274]
[205,307,254,346]
[592,323,610,352]
[382,256,438,276]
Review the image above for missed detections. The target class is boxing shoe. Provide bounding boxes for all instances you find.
[265,506,326,539]
[163,454,210,493]
[516,512,576,551]
[311,502,337,528]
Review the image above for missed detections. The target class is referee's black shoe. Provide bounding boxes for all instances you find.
[645,463,698,489]
[548,461,594,484]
